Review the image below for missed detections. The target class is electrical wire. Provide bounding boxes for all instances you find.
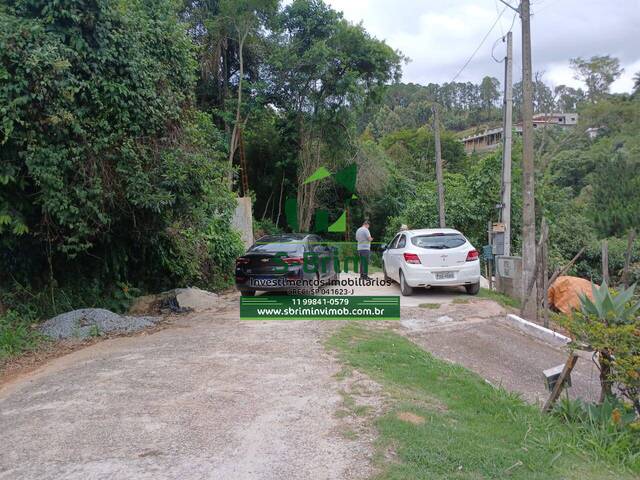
[494,0,505,36]
[491,10,518,64]
[491,37,506,63]
[450,5,508,83]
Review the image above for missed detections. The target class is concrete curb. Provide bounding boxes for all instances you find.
[504,313,571,347]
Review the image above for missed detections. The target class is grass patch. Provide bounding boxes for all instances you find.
[328,325,638,479]
[418,303,440,310]
[479,287,521,309]
[0,310,44,359]
[338,389,373,418]
[451,297,470,305]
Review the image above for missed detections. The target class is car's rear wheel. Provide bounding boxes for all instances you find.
[399,271,413,296]
[241,290,256,297]
[465,281,480,295]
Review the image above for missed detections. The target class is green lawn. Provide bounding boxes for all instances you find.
[478,287,521,309]
[328,325,636,479]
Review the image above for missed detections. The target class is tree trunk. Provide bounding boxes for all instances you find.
[228,30,249,187]
[621,229,636,288]
[296,127,322,232]
[602,239,610,285]
[433,106,446,228]
[598,351,614,403]
[261,191,273,220]
[275,171,285,227]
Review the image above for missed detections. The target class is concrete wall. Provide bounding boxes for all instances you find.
[495,255,523,300]
[232,196,254,249]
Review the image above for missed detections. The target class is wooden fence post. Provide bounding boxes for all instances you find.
[602,240,610,285]
[621,230,636,288]
[543,353,578,412]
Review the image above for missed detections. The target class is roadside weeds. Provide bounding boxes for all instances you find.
[327,324,638,479]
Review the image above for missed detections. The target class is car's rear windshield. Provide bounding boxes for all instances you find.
[249,239,302,253]
[411,234,466,249]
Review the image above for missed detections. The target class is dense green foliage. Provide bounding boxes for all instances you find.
[1,0,638,353]
[0,0,243,314]
[561,283,640,415]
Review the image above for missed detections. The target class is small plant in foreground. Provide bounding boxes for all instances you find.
[553,396,640,470]
[0,310,42,358]
[560,282,640,415]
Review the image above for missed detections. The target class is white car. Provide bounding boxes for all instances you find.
[381,228,481,296]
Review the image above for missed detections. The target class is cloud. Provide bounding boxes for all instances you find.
[325,0,640,93]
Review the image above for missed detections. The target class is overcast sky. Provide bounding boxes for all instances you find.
[324,0,640,93]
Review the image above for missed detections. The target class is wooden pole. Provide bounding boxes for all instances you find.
[501,31,513,256]
[433,106,446,228]
[548,247,586,287]
[520,217,548,318]
[621,229,636,288]
[543,353,578,412]
[488,221,494,291]
[602,239,610,286]
[520,0,537,319]
[542,237,549,328]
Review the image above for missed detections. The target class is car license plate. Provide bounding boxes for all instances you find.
[251,277,284,287]
[435,271,454,280]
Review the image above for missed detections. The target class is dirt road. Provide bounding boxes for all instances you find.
[0,289,598,479]
[0,310,377,480]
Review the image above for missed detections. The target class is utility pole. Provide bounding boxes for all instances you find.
[500,31,513,257]
[521,0,537,318]
[433,106,446,228]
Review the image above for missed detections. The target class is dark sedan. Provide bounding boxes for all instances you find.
[235,233,339,296]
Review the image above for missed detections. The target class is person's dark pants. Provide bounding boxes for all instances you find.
[357,249,370,277]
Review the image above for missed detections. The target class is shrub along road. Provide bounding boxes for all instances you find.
[0,293,632,479]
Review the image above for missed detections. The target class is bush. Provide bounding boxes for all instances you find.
[553,396,640,471]
[0,310,42,359]
[574,237,640,284]
[560,283,640,415]
[0,1,241,309]
[253,219,282,239]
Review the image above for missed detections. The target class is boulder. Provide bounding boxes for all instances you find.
[128,287,219,315]
[173,287,218,312]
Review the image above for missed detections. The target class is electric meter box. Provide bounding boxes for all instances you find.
[491,223,505,256]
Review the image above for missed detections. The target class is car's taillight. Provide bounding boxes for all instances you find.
[236,257,250,266]
[403,253,421,264]
[283,257,304,265]
[466,249,479,261]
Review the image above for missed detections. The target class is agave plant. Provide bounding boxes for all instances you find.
[579,282,640,325]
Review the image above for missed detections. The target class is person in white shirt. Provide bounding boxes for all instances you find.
[355,220,373,279]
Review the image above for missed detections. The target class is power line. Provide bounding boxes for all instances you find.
[450,5,508,83]
[491,10,518,63]
[494,0,505,36]
[491,37,505,63]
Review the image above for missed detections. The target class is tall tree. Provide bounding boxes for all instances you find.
[220,0,277,175]
[479,76,500,120]
[570,55,623,101]
[267,0,401,231]
[533,72,556,114]
[554,85,586,112]
[0,0,241,289]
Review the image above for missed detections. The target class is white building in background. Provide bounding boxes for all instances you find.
[531,112,578,126]
[461,113,579,154]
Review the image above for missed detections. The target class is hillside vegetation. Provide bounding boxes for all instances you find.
[1,0,639,346]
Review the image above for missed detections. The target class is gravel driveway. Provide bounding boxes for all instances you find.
[0,289,599,479]
[0,309,377,480]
